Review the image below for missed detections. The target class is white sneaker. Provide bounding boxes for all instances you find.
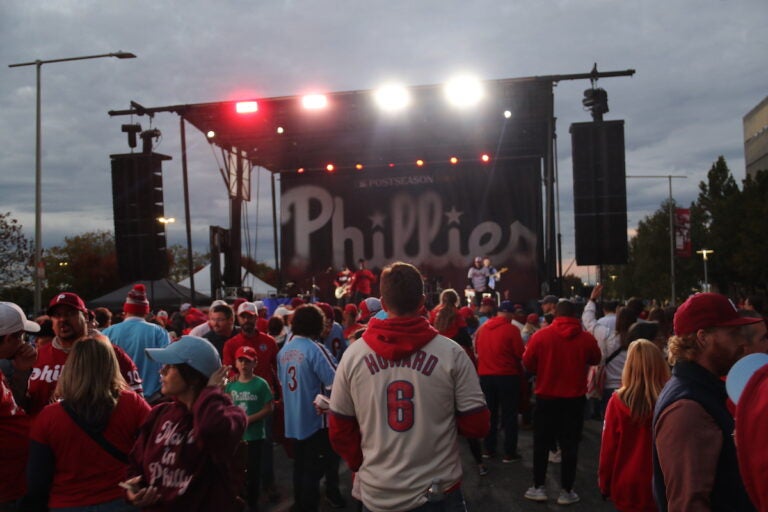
[524,486,548,502]
[557,489,580,505]
[548,449,562,463]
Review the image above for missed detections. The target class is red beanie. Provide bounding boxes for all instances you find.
[124,284,150,316]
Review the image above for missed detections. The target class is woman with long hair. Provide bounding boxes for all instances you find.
[599,339,670,512]
[23,335,151,511]
[429,289,487,475]
[124,336,247,511]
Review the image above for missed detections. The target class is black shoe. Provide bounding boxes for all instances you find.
[325,493,347,509]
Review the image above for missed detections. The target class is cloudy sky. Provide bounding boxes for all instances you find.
[2,1,766,283]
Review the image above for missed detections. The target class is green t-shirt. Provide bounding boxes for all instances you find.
[226,376,273,441]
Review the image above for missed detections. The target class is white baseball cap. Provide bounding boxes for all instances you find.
[237,302,258,316]
[0,302,41,337]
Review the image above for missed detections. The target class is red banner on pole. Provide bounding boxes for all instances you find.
[675,208,692,258]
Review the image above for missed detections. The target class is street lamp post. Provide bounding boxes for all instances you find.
[696,249,714,292]
[627,174,687,306]
[9,52,136,313]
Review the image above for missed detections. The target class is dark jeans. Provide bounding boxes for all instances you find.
[292,429,340,512]
[532,396,586,491]
[362,489,467,512]
[245,440,263,509]
[480,374,520,457]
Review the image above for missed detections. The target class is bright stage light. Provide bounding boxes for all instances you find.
[481,154,491,162]
[355,163,364,170]
[504,110,512,119]
[416,159,424,167]
[235,101,258,114]
[389,163,395,168]
[276,126,285,134]
[302,94,328,110]
[326,163,335,172]
[444,76,484,108]
[206,130,216,139]
[374,84,411,111]
[450,157,459,164]
[297,167,305,174]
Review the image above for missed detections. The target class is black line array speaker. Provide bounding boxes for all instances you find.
[570,121,628,266]
[110,152,172,282]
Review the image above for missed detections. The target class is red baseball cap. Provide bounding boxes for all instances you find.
[674,293,763,336]
[344,304,358,316]
[316,302,334,322]
[235,345,258,361]
[47,292,88,316]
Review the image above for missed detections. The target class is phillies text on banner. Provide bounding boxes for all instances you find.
[280,159,544,303]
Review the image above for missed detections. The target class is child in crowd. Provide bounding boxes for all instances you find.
[226,345,274,512]
[599,339,670,512]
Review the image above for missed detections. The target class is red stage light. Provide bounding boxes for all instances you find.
[297,167,305,174]
[388,163,395,168]
[355,163,364,170]
[450,157,459,164]
[326,164,335,172]
[416,159,425,167]
[235,101,258,114]
[481,154,491,162]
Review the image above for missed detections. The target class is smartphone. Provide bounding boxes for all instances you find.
[119,481,141,494]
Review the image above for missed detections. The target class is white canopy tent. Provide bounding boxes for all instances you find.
[178,262,277,299]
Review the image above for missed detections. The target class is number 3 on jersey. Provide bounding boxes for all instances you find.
[387,380,414,432]
[287,365,298,391]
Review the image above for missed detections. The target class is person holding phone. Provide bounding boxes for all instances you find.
[22,335,151,511]
[123,335,246,511]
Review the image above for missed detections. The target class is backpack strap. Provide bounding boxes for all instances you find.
[60,401,128,464]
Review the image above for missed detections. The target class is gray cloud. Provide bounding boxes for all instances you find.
[2,0,766,281]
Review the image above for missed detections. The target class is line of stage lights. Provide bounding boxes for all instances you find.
[294,154,493,174]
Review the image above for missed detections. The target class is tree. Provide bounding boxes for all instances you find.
[0,212,32,289]
[167,244,209,282]
[43,231,121,300]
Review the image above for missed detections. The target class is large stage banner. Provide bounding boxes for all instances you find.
[280,158,544,303]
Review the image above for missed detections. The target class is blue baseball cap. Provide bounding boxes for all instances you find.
[146,335,221,378]
[726,353,768,405]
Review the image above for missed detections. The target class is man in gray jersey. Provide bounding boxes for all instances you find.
[329,262,489,512]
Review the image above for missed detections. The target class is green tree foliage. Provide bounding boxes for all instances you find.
[0,212,32,289]
[167,244,209,282]
[43,231,121,301]
[617,157,767,301]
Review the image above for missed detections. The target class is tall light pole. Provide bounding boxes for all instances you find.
[696,249,714,292]
[9,51,136,313]
[627,174,687,305]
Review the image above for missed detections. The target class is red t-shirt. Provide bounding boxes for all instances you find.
[351,269,376,295]
[28,342,144,415]
[0,369,30,502]
[30,390,151,508]
[222,332,279,391]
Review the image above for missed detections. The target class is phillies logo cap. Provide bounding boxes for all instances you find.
[47,292,88,316]
[235,345,258,361]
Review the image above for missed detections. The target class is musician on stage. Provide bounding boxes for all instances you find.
[483,257,501,293]
[350,259,377,304]
[467,256,491,307]
[333,264,354,306]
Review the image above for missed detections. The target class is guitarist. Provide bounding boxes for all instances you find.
[333,265,354,306]
[484,257,502,293]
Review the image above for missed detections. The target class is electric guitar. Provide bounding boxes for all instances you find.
[491,267,508,280]
[334,283,352,299]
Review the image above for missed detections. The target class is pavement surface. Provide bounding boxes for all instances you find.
[260,416,617,511]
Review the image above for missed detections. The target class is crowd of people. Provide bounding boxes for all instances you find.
[1,266,767,511]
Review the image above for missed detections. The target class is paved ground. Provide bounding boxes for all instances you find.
[260,416,616,511]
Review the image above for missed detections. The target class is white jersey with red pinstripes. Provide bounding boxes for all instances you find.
[330,332,486,512]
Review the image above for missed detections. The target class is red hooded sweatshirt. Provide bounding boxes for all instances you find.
[328,315,490,470]
[599,393,659,512]
[735,364,768,511]
[522,316,601,398]
[474,316,525,376]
